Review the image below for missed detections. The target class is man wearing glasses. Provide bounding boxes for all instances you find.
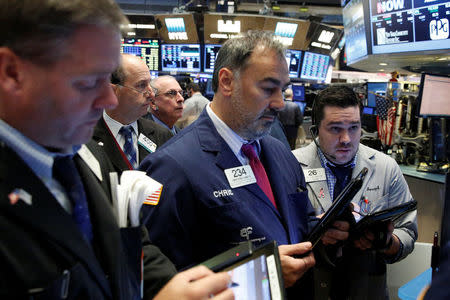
[91,54,173,174]
[146,75,184,135]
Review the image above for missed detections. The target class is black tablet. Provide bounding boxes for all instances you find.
[201,241,285,300]
[352,200,417,233]
[306,167,368,247]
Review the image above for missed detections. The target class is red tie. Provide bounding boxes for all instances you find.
[241,143,277,209]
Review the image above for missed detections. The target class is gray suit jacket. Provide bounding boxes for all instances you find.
[292,142,418,299]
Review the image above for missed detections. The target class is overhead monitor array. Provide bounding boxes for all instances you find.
[343,0,450,65]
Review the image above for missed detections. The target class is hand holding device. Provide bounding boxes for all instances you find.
[278,242,315,287]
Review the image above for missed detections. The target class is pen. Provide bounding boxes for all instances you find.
[431,231,440,278]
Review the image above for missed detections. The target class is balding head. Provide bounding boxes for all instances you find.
[149,75,184,128]
[107,54,153,124]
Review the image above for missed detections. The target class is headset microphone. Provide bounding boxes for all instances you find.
[309,125,337,160]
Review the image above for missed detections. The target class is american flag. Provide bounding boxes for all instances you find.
[376,95,396,146]
[143,186,163,206]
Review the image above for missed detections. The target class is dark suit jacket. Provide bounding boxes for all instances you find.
[0,142,139,299]
[85,141,177,299]
[140,109,316,270]
[92,117,173,175]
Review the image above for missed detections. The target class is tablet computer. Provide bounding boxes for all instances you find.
[306,167,368,248]
[352,200,417,233]
[201,241,285,300]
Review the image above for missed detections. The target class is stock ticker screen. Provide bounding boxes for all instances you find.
[300,52,330,82]
[204,44,222,73]
[121,38,159,71]
[161,44,201,73]
[370,0,450,53]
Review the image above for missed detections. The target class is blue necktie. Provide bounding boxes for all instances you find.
[53,156,93,243]
[119,125,137,168]
[328,164,352,201]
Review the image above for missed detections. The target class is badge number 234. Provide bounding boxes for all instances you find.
[224,165,256,188]
[232,167,247,177]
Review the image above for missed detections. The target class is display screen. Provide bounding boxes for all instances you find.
[285,50,302,78]
[225,255,271,300]
[292,85,305,101]
[204,44,222,73]
[161,44,201,73]
[418,73,450,117]
[343,0,370,64]
[370,0,450,54]
[121,38,159,71]
[300,52,330,81]
[367,82,400,106]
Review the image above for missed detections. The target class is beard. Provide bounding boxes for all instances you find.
[229,84,276,141]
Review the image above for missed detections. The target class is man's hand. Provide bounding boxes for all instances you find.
[353,221,400,256]
[278,242,315,288]
[321,220,350,245]
[153,265,234,300]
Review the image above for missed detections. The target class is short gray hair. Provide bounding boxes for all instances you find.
[212,30,286,92]
[0,0,128,66]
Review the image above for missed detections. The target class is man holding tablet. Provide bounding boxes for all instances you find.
[292,86,418,300]
[141,31,321,297]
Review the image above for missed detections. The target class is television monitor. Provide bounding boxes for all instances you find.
[367,82,387,107]
[121,38,159,71]
[343,0,370,64]
[295,101,307,114]
[369,0,450,54]
[204,44,222,73]
[417,73,450,117]
[363,106,375,115]
[367,82,400,107]
[291,85,305,101]
[161,44,201,73]
[300,52,330,82]
[285,50,302,78]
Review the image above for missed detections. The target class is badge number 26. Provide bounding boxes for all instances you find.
[308,169,317,176]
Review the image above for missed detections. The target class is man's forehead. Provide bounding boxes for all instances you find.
[323,106,360,122]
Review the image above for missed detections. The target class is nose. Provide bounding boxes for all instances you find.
[339,130,351,144]
[94,83,118,110]
[269,90,285,111]
[176,92,184,103]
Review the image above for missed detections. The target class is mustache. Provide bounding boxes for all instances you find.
[261,109,278,118]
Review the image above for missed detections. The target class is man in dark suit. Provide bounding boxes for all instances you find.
[278,88,303,150]
[0,1,233,299]
[92,54,172,175]
[141,31,332,298]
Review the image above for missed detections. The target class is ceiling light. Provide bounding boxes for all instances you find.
[379,63,387,66]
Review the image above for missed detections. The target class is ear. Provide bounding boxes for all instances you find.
[217,68,234,97]
[111,83,120,96]
[149,98,159,111]
[0,48,26,95]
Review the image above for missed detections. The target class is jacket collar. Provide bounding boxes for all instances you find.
[0,144,114,296]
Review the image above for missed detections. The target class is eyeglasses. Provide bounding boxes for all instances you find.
[118,84,152,97]
[155,89,183,99]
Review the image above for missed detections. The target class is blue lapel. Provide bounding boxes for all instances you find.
[195,111,282,218]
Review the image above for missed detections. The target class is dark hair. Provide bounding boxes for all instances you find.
[0,0,128,66]
[212,30,286,92]
[312,86,363,126]
[187,82,200,92]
